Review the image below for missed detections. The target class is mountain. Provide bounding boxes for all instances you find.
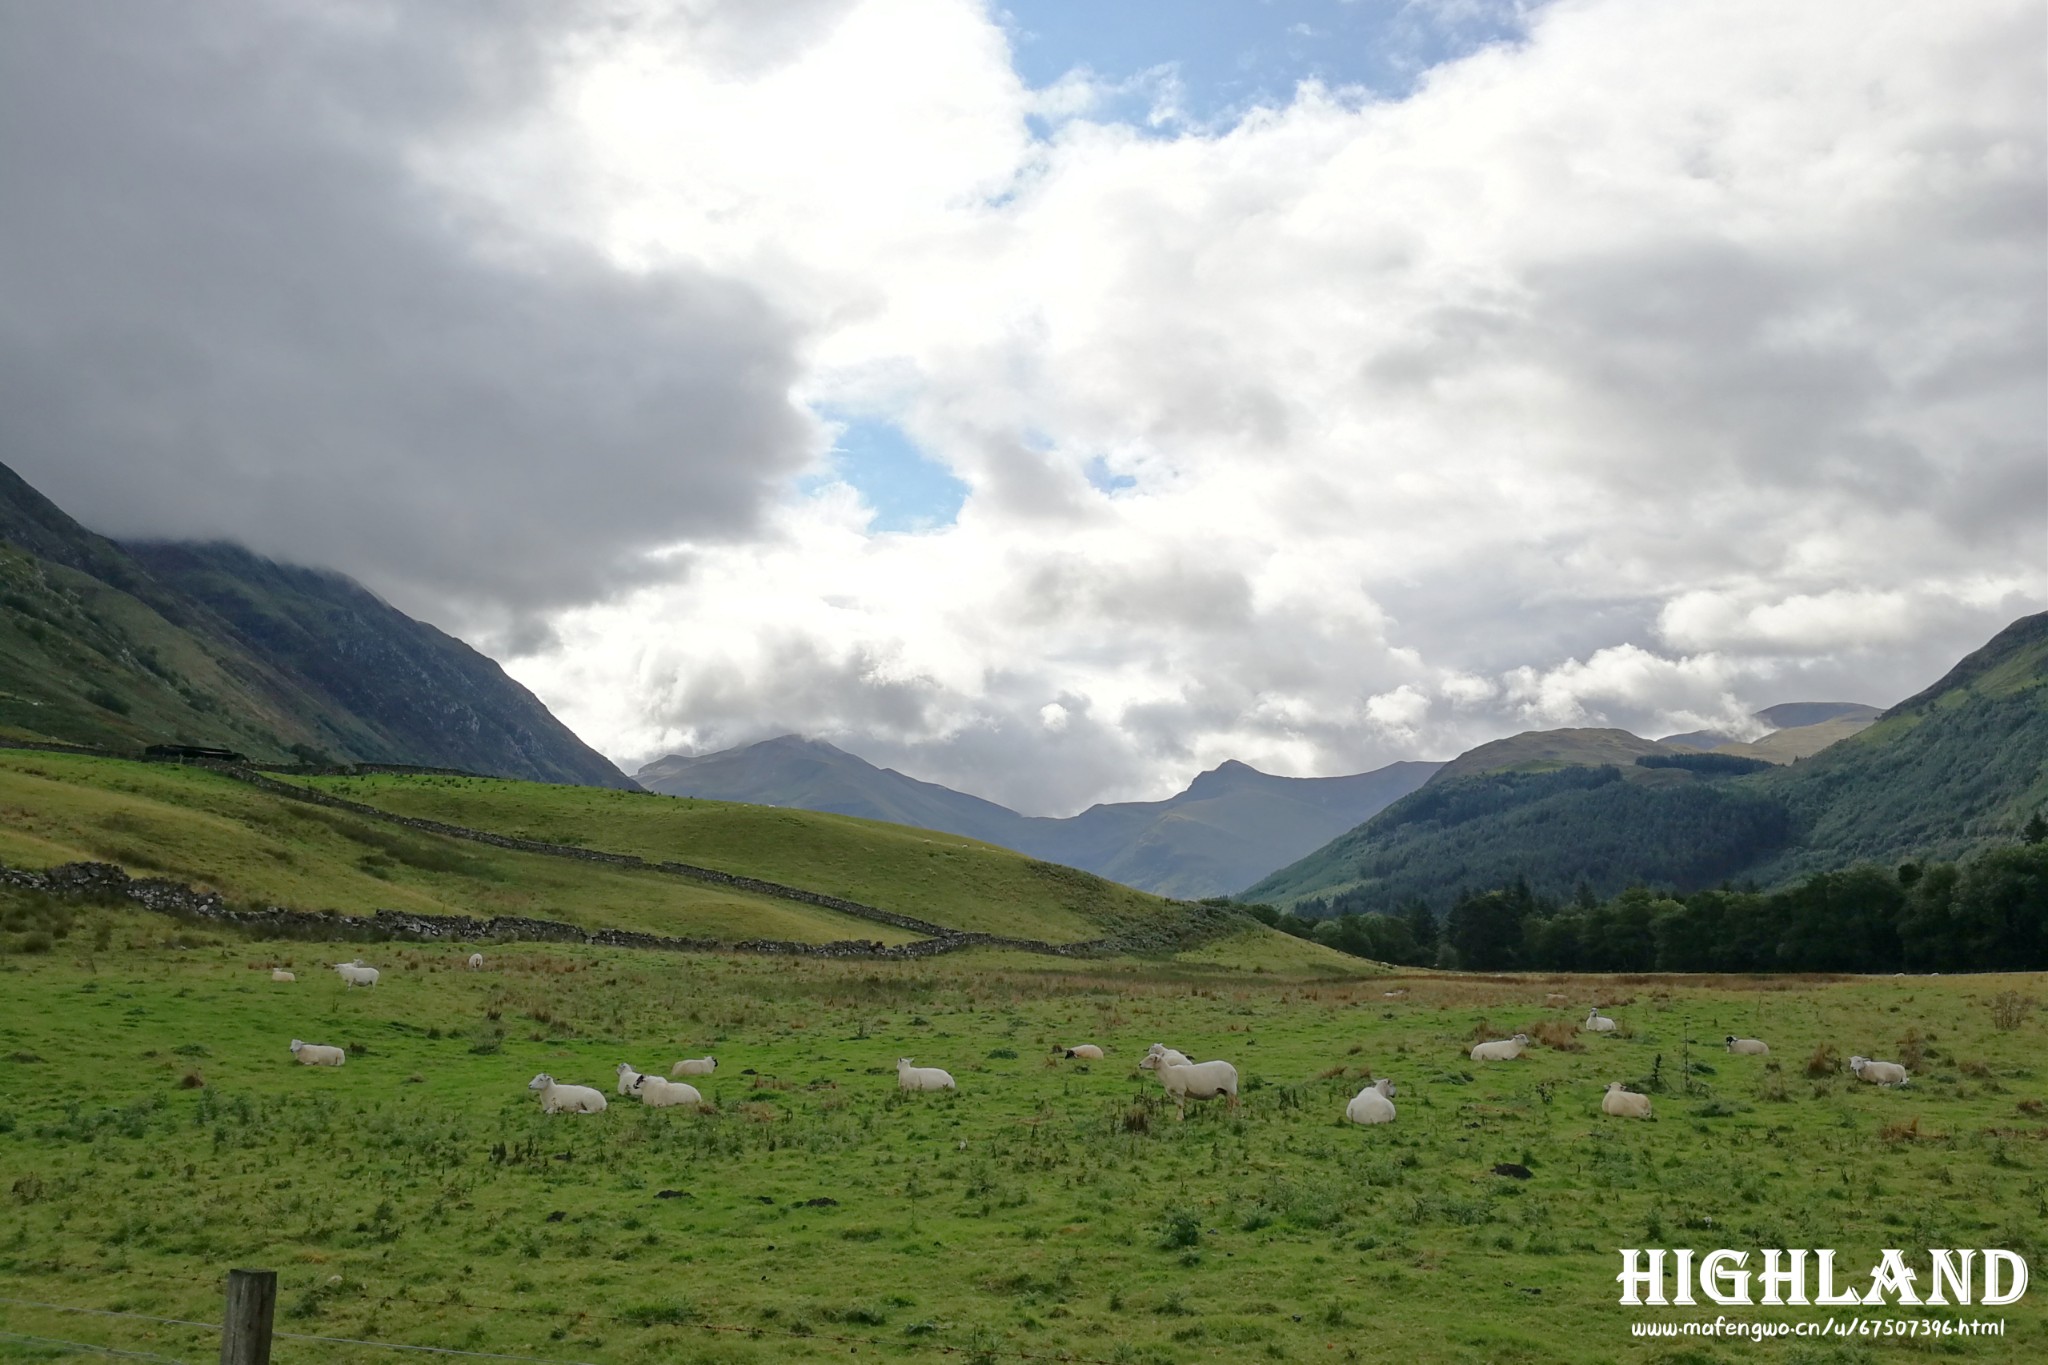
[1244,614,2048,912]
[635,736,1439,898]
[0,459,633,789]
[1426,727,1677,784]
[1661,702,1882,755]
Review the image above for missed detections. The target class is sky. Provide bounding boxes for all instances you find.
[2,0,2043,815]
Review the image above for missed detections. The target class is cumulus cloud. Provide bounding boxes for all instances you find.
[0,1,815,630]
[11,0,2043,812]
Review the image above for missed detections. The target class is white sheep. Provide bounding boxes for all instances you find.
[528,1073,607,1113]
[288,1039,344,1067]
[1602,1082,1653,1118]
[270,969,295,983]
[670,1056,717,1077]
[1141,1044,1191,1069]
[1849,1055,1910,1086]
[1346,1077,1396,1125]
[333,960,379,987]
[1585,1009,1617,1033]
[1725,1035,1769,1055]
[467,952,484,970]
[1142,1043,1239,1118]
[615,1062,645,1096]
[1469,1034,1530,1062]
[1061,1045,1105,1060]
[632,1074,702,1108]
[896,1057,956,1091]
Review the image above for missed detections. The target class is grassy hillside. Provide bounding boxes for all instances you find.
[1712,714,1874,763]
[0,458,631,787]
[0,918,2038,1362]
[0,750,908,945]
[1249,614,2048,912]
[1425,727,1675,785]
[299,773,1202,944]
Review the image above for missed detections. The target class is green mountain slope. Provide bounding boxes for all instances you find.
[1246,613,2048,911]
[636,736,1438,897]
[0,459,630,788]
[1425,727,1675,784]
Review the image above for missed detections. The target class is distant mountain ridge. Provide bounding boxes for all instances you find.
[1244,614,2048,912]
[636,736,1439,898]
[0,459,633,789]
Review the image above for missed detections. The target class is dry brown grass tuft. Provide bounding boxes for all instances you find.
[1805,1044,1841,1078]
[2017,1099,2044,1116]
[1525,1019,1584,1052]
[1898,1030,1927,1071]
[1960,1059,1992,1078]
[1878,1117,1922,1144]
[178,1069,204,1089]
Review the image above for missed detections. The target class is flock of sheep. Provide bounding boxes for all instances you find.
[274,958,1918,1126]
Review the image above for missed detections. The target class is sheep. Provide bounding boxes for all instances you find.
[1602,1082,1653,1118]
[528,1073,606,1113]
[467,952,484,970]
[1469,1034,1530,1062]
[1139,1044,1191,1070]
[615,1062,645,1096]
[1725,1035,1769,1055]
[896,1058,955,1091]
[333,960,379,987]
[1061,1045,1105,1060]
[1585,1009,1618,1033]
[1346,1077,1396,1125]
[1849,1055,1910,1086]
[670,1056,717,1077]
[270,969,295,983]
[288,1039,344,1067]
[1142,1045,1239,1118]
[632,1074,702,1108]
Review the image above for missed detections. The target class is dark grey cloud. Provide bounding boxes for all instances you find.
[0,1,814,629]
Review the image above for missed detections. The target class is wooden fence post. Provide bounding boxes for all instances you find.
[219,1269,276,1365]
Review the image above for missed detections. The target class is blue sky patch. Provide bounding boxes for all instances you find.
[813,412,969,532]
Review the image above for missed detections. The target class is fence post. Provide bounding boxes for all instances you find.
[219,1269,276,1365]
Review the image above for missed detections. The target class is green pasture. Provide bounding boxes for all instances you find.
[0,751,913,945]
[0,899,2042,1363]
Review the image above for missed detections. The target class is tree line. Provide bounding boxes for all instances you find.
[1242,817,2048,973]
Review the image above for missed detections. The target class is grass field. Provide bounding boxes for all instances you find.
[0,751,917,945]
[0,893,2042,1364]
[295,774,1194,944]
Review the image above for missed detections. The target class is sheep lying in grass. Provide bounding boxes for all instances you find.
[1346,1077,1396,1125]
[288,1039,344,1067]
[1141,1043,1239,1118]
[615,1062,645,1095]
[333,961,379,987]
[529,1074,606,1113]
[897,1058,955,1091]
[670,1056,717,1077]
[632,1074,702,1108]
[1725,1035,1769,1055]
[1469,1034,1530,1062]
[270,969,295,983]
[1849,1055,1910,1086]
[1585,1009,1617,1033]
[467,952,484,970]
[1061,1045,1105,1060]
[1602,1082,1652,1118]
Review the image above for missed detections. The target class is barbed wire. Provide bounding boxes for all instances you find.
[0,1328,191,1363]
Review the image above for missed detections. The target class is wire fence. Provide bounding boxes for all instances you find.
[0,1288,1146,1365]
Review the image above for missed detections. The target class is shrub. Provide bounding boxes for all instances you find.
[1991,992,2035,1031]
[1805,1044,1840,1078]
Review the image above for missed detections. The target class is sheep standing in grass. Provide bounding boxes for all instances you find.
[1141,1044,1239,1118]
[632,1075,702,1108]
[467,952,484,970]
[271,969,295,983]
[896,1058,955,1092]
[1470,1034,1530,1062]
[1849,1055,1910,1086]
[616,1062,645,1096]
[288,1039,344,1067]
[671,1057,717,1077]
[334,961,379,987]
[1061,1045,1104,1060]
[1602,1082,1652,1118]
[1585,1009,1617,1034]
[1725,1035,1769,1055]
[528,1074,606,1113]
[1346,1077,1396,1125]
